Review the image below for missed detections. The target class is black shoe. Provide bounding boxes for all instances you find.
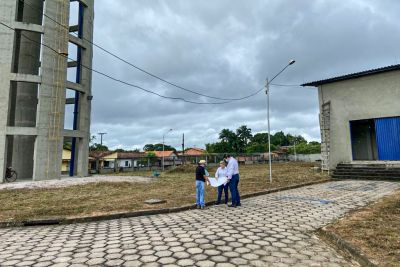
[196,205,201,209]
[228,204,237,208]
[201,205,205,209]
[236,203,241,206]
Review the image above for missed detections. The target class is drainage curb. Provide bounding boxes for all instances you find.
[317,228,377,267]
[0,179,329,228]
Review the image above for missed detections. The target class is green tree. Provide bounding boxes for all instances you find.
[288,142,321,154]
[143,144,155,151]
[206,142,232,153]
[236,125,253,152]
[287,134,307,145]
[90,143,109,151]
[143,143,176,152]
[251,133,269,144]
[245,142,277,153]
[219,129,238,152]
[271,131,288,146]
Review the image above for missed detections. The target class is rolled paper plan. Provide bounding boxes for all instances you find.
[208,177,228,187]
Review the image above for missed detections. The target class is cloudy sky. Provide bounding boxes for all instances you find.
[80,0,400,150]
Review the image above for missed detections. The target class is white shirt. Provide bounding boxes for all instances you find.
[226,157,239,179]
[215,167,228,179]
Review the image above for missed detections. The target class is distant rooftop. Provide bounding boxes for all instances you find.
[301,64,400,87]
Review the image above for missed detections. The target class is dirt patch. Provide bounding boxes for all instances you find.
[0,162,328,223]
[324,190,400,267]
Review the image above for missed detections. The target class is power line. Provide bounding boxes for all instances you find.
[18,0,268,102]
[0,21,234,105]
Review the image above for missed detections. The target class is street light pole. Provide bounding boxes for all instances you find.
[162,129,173,171]
[265,59,296,183]
[265,78,272,183]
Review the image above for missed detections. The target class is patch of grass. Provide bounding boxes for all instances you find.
[326,191,400,267]
[0,162,328,222]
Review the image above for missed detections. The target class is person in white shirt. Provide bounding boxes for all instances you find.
[225,154,241,207]
[215,161,229,205]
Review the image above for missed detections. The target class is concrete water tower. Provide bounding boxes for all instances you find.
[0,0,94,181]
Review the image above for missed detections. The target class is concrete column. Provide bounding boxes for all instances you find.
[33,0,69,180]
[9,0,43,179]
[76,0,94,177]
[0,0,17,182]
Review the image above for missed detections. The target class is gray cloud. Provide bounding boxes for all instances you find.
[88,0,400,150]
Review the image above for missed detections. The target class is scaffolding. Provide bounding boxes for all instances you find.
[320,101,331,173]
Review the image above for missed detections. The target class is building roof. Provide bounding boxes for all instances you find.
[115,152,146,159]
[301,64,400,87]
[90,151,146,159]
[89,151,114,159]
[147,151,176,157]
[184,147,206,156]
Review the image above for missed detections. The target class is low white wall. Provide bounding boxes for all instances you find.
[288,154,321,162]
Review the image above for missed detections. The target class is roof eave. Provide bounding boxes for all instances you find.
[301,64,400,87]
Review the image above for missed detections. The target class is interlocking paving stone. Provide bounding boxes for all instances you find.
[0,181,398,266]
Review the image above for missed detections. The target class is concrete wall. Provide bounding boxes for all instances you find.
[318,70,400,169]
[75,0,94,178]
[288,154,321,162]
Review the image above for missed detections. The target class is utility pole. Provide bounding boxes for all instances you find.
[182,133,185,165]
[98,132,107,146]
[264,59,296,183]
[294,141,297,161]
[265,78,272,183]
[162,129,173,171]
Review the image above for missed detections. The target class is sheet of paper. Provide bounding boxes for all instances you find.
[208,177,228,187]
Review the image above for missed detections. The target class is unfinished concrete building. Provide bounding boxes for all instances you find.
[0,0,94,182]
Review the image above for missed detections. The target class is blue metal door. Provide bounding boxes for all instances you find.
[375,117,400,160]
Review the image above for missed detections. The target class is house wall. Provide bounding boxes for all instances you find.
[61,161,69,172]
[61,149,71,172]
[103,152,118,160]
[117,159,138,168]
[318,70,400,169]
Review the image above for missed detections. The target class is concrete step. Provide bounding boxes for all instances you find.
[332,172,400,178]
[331,174,400,180]
[333,163,400,180]
[334,170,400,175]
[336,166,400,172]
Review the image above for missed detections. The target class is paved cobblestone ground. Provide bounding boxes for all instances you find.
[0,180,398,266]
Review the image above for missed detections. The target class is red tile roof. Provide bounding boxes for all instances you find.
[147,151,176,157]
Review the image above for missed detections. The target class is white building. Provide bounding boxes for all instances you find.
[302,64,400,170]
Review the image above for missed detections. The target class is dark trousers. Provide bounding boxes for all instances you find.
[228,174,241,205]
[217,184,229,204]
